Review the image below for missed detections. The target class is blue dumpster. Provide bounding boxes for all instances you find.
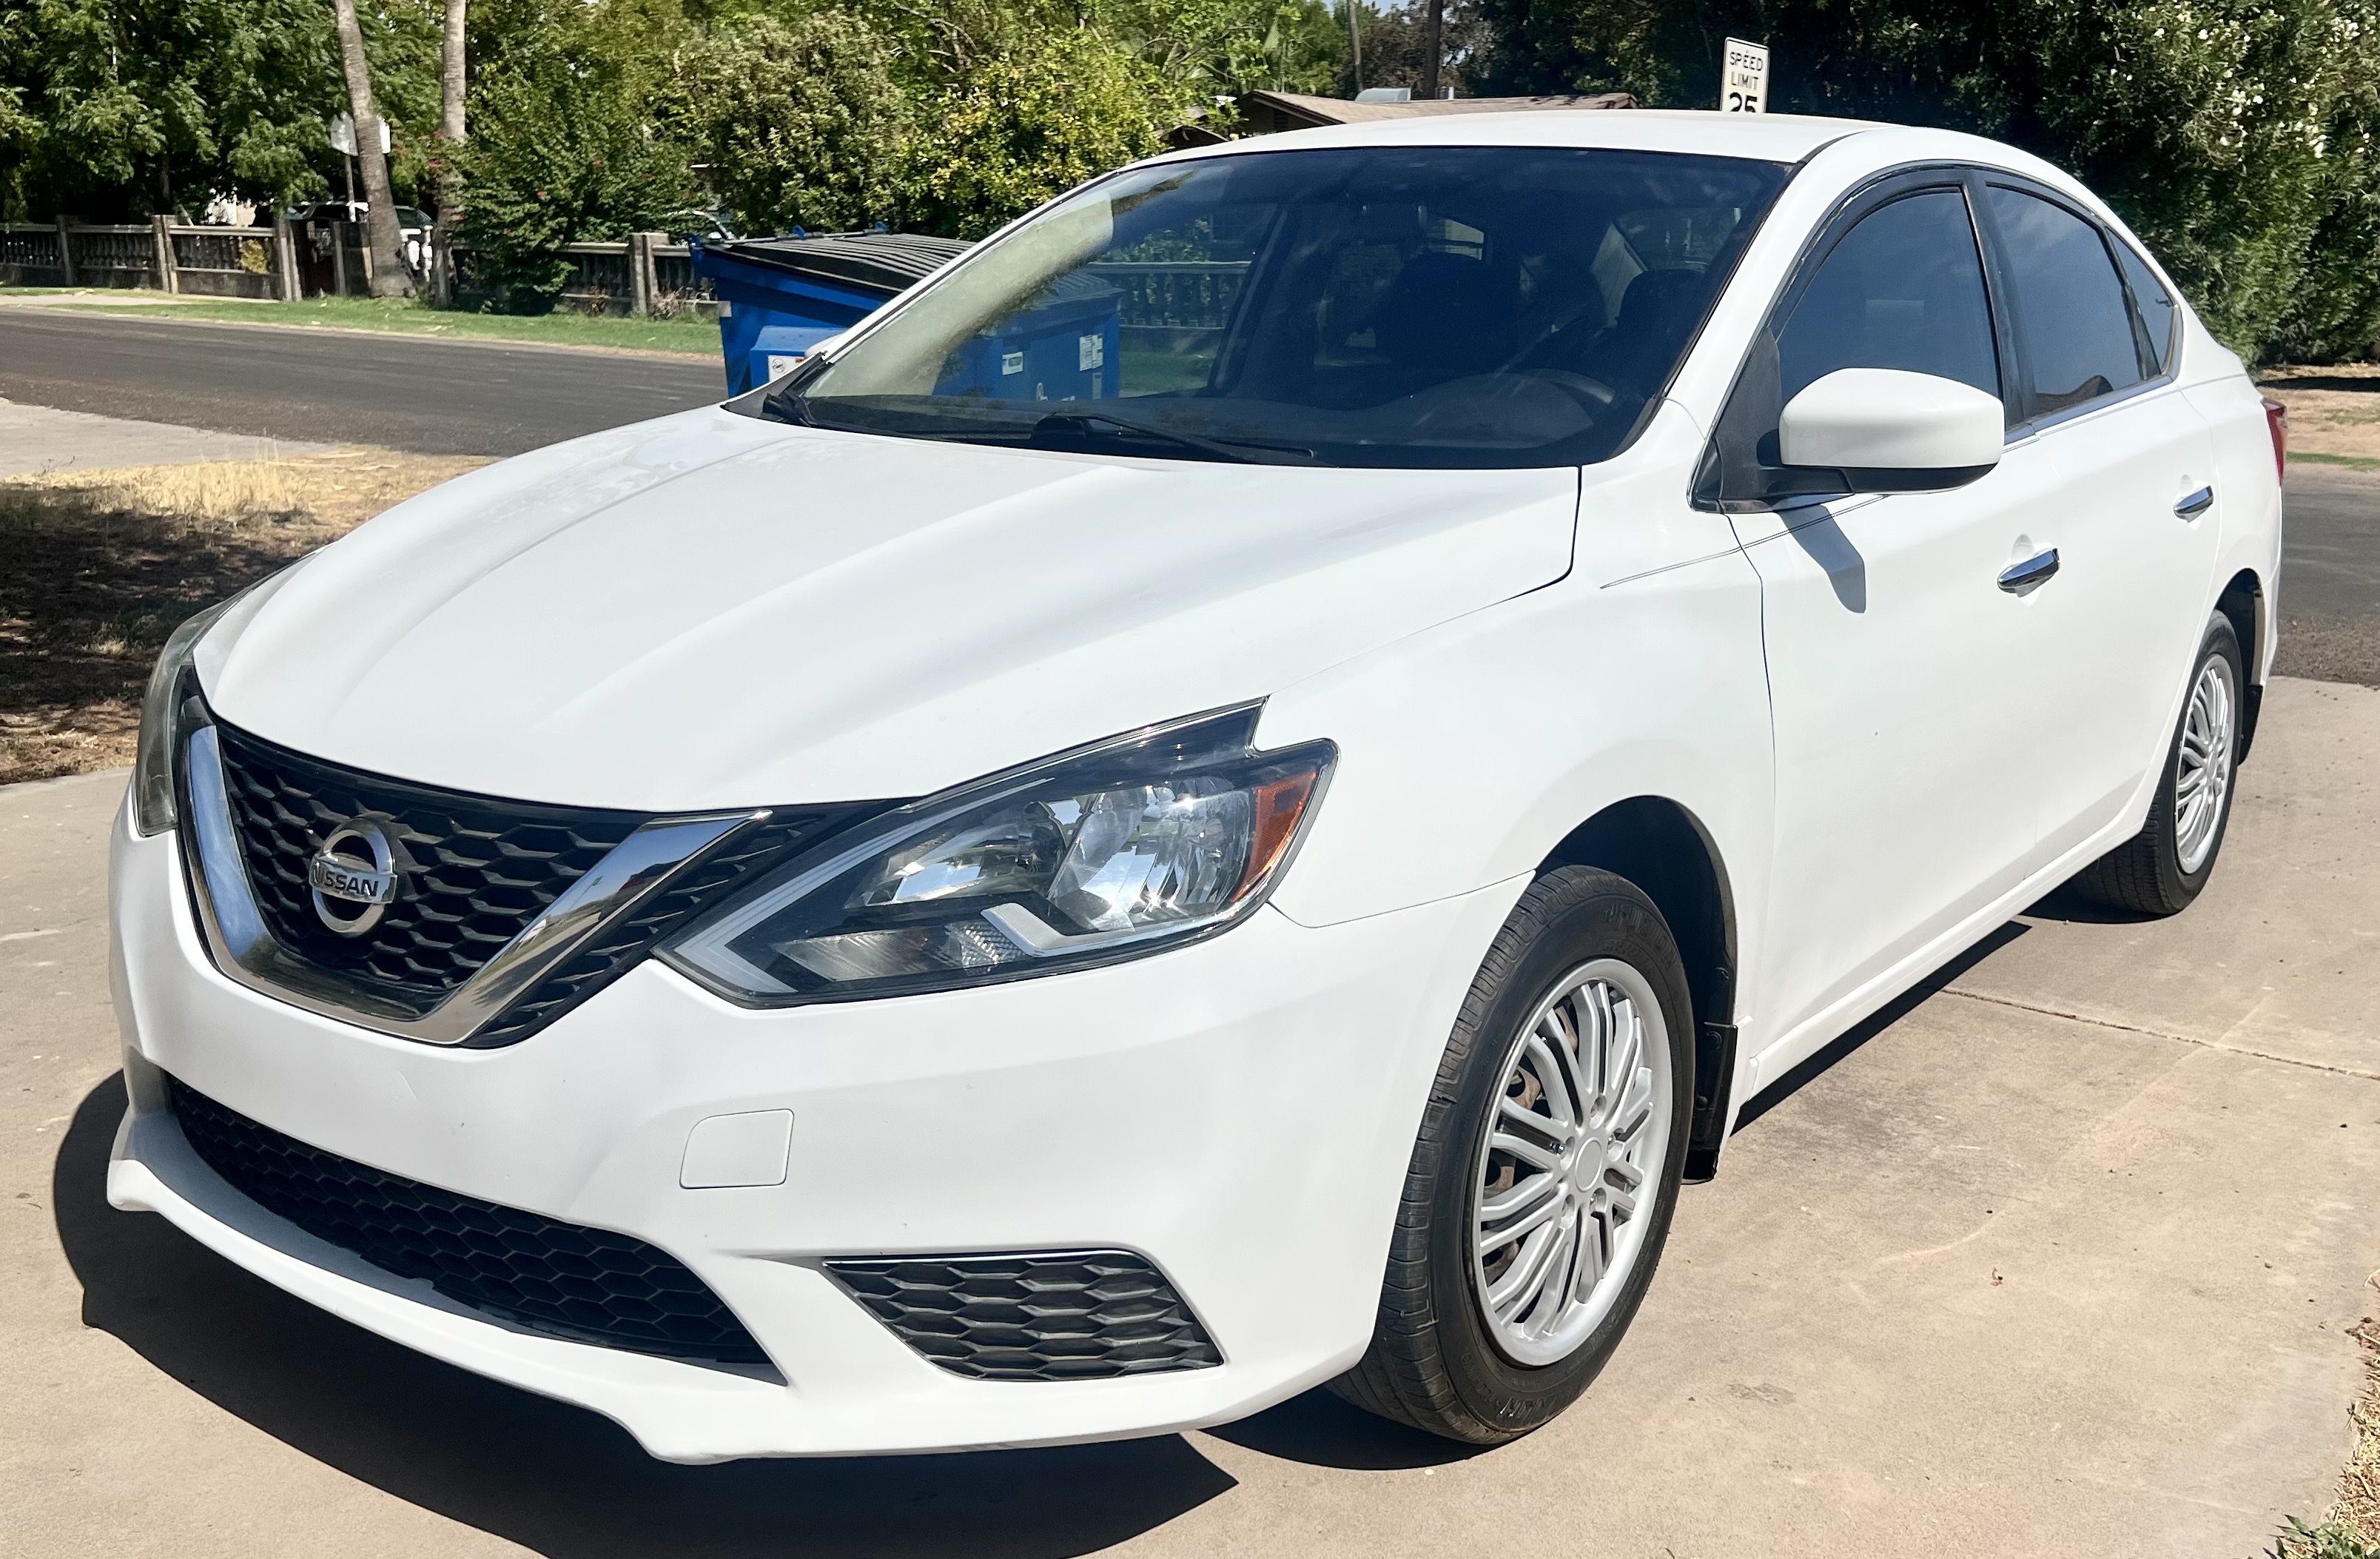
[935,272,1123,404]
[692,232,972,395]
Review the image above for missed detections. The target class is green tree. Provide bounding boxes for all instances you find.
[670,11,906,234]
[1470,0,2380,361]
[0,0,442,221]
[897,27,1170,237]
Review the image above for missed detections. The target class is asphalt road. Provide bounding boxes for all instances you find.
[0,307,726,457]
[2275,463,2380,685]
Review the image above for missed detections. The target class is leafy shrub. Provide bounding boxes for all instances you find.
[454,33,695,309]
[670,13,907,237]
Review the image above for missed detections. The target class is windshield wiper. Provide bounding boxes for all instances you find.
[1030,410,1315,465]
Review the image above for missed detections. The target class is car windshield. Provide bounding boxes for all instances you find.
[767,146,1790,469]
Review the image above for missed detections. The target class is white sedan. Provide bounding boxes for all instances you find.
[109,110,2283,1458]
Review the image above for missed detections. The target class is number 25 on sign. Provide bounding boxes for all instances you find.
[1722,38,1769,113]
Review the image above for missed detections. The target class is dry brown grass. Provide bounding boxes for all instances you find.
[2259,364,2380,463]
[0,449,486,784]
[2341,1293,2380,1543]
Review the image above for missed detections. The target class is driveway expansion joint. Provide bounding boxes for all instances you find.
[1943,985,2380,1084]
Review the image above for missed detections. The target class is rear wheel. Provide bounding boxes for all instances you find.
[1331,867,1692,1443]
[2072,613,2243,915]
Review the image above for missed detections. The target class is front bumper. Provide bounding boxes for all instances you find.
[107,795,1522,1461]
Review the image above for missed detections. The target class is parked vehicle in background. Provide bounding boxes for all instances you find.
[281,201,432,284]
[114,111,2282,1461]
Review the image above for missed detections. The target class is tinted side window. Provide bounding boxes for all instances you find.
[1986,188,2143,416]
[2112,239,2176,376]
[1777,190,2000,404]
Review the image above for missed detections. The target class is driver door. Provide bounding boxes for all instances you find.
[1713,174,2062,1084]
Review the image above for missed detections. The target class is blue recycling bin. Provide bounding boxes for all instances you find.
[691,232,971,396]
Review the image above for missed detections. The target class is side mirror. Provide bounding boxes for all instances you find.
[1778,368,2004,493]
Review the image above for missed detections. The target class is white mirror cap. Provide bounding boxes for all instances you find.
[1778,368,2006,473]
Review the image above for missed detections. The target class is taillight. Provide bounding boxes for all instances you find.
[2262,394,2288,481]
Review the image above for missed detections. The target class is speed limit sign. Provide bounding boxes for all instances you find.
[1721,38,1769,113]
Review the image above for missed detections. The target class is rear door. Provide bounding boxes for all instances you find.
[1971,181,2221,862]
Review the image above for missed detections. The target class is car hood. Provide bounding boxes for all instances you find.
[201,408,1577,809]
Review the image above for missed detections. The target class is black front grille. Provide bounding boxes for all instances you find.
[825,1252,1221,1380]
[169,1076,770,1366]
[212,720,648,1013]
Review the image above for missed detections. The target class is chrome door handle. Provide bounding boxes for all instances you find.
[2174,486,2215,518]
[1998,548,2060,591]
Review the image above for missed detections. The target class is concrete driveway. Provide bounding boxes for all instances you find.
[4,678,2375,1559]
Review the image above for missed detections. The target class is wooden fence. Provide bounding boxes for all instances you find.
[0,219,713,315]
[442,233,714,317]
[1,227,1263,333]
[0,218,299,300]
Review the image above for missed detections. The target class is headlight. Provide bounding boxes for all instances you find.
[128,600,237,837]
[662,707,1334,1005]
[129,567,302,837]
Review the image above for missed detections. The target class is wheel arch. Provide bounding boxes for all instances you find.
[1537,796,1739,1181]
[2216,567,2264,762]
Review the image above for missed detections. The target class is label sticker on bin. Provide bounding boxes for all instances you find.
[1078,334,1105,371]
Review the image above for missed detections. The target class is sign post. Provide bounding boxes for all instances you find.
[1721,38,1770,113]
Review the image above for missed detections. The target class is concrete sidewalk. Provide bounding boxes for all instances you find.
[2,680,2374,1559]
[0,397,332,477]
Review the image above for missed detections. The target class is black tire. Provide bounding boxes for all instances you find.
[1329,866,1694,1444]
[2071,612,2245,916]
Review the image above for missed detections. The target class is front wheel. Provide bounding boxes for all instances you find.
[1331,866,1692,1444]
[2072,613,2244,916]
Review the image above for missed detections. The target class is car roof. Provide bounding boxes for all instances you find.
[1150,109,1883,168]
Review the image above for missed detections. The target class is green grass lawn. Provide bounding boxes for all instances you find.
[48,294,722,357]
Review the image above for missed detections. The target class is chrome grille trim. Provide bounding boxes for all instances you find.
[181,721,760,1046]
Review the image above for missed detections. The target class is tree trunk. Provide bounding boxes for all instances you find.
[1421,0,1443,97]
[331,0,412,298]
[438,0,467,201]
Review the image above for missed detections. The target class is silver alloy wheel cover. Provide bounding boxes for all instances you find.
[2174,652,2238,875]
[1470,957,1672,1367]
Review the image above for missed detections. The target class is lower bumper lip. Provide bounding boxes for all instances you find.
[110,800,1527,1458]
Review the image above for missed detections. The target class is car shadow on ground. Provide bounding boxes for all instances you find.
[2017,881,2166,926]
[50,1074,1479,1553]
[1733,919,2031,1130]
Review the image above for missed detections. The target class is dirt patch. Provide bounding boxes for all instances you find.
[2273,622,2380,689]
[2260,364,2380,463]
[0,451,486,784]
